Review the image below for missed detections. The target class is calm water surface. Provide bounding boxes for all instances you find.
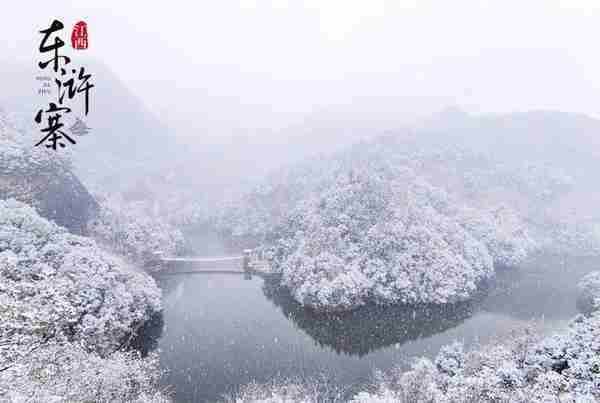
[146,234,598,403]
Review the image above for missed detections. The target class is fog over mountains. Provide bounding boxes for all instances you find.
[3,3,600,403]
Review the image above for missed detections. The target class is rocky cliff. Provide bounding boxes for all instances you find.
[0,108,98,234]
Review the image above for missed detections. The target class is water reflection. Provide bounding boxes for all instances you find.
[481,255,599,320]
[144,252,598,403]
[261,279,483,357]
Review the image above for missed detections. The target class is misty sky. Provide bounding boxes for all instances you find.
[3,1,600,133]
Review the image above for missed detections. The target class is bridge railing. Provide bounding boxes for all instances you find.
[151,248,270,274]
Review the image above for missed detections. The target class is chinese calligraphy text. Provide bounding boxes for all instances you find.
[35,19,94,150]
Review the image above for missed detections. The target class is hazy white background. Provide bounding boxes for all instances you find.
[2,0,599,135]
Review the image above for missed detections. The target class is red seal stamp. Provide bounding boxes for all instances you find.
[71,21,88,50]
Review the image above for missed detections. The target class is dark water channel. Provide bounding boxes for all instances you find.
[144,233,599,403]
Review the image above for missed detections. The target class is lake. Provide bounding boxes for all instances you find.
[144,234,598,403]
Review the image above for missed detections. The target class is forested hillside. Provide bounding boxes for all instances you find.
[215,111,600,311]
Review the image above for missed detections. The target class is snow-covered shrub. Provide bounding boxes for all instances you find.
[1,342,170,403]
[577,271,600,314]
[223,377,346,403]
[351,312,600,403]
[0,199,168,402]
[435,342,464,377]
[352,359,444,403]
[88,193,184,265]
[0,199,162,365]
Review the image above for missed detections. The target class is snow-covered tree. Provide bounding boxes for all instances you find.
[349,274,600,403]
[456,205,536,268]
[1,342,169,403]
[216,142,536,311]
[269,171,496,310]
[88,193,184,265]
[0,107,98,234]
[577,271,600,314]
[0,199,168,402]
